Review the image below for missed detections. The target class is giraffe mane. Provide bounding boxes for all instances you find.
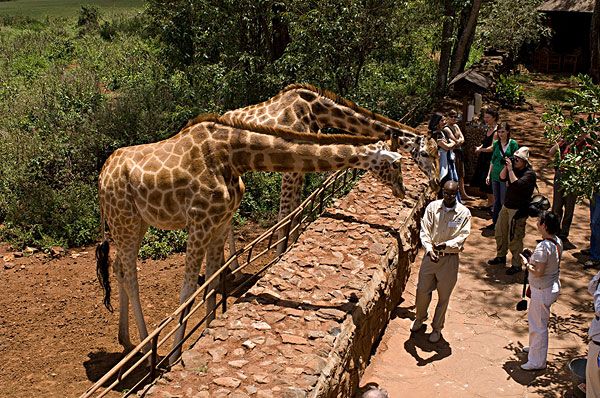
[183,113,221,129]
[282,83,421,136]
[184,113,381,146]
[219,115,381,146]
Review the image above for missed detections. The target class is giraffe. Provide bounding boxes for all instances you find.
[221,83,439,255]
[96,114,405,364]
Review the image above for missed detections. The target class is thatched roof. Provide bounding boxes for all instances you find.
[449,69,492,91]
[538,0,595,13]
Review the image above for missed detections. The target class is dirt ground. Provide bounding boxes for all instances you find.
[360,75,594,397]
[0,221,272,398]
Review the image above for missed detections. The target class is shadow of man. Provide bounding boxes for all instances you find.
[404,332,452,366]
[395,304,452,365]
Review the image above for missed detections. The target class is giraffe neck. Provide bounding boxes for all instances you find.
[222,87,407,139]
[205,125,399,176]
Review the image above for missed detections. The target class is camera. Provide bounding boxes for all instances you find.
[505,155,516,167]
[521,248,532,260]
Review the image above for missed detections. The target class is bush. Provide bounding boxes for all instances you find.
[139,228,188,260]
[495,75,526,107]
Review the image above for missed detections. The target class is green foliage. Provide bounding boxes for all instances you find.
[542,75,600,199]
[465,45,484,70]
[529,86,571,105]
[238,172,282,221]
[0,15,191,249]
[477,0,550,57]
[139,228,188,259]
[495,74,526,107]
[0,0,441,253]
[77,6,100,36]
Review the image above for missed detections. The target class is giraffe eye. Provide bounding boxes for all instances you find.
[420,151,429,158]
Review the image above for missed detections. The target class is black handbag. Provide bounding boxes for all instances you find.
[527,194,551,218]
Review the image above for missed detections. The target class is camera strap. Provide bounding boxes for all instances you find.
[498,141,507,158]
[545,238,562,258]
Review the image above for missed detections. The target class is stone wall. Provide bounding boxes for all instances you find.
[144,158,433,398]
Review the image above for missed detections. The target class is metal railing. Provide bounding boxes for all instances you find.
[80,168,360,398]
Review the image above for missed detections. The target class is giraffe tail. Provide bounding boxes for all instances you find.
[96,239,114,312]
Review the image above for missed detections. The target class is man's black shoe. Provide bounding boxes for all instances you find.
[506,265,522,275]
[487,256,506,265]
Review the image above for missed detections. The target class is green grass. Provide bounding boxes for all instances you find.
[0,0,144,19]
[528,86,572,105]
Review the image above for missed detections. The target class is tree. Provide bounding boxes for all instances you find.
[476,0,549,58]
[543,76,600,199]
[435,0,456,94]
[449,0,482,80]
[591,0,600,83]
[433,0,483,94]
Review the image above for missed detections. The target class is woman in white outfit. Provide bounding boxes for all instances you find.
[586,271,600,397]
[519,211,562,370]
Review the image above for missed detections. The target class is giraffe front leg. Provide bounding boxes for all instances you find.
[204,230,228,326]
[276,172,304,255]
[227,226,243,282]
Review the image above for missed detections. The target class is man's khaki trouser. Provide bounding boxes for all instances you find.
[414,253,459,332]
[495,206,527,267]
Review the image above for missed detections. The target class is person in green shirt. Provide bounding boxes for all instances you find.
[486,122,519,227]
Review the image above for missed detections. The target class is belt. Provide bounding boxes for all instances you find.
[434,251,458,257]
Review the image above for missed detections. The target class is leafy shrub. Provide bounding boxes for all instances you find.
[139,228,188,260]
[495,75,526,107]
[238,172,282,222]
[77,6,99,36]
[543,75,600,199]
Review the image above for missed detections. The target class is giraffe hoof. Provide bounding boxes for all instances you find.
[121,344,136,354]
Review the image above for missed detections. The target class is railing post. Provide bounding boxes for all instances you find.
[150,334,159,381]
[221,273,227,313]
[331,176,337,196]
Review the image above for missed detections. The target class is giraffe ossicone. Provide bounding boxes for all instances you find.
[96,115,405,364]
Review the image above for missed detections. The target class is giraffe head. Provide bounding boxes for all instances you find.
[411,135,440,189]
[371,142,406,199]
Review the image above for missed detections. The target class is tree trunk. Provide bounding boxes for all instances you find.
[271,3,290,61]
[436,0,455,94]
[591,0,600,83]
[449,0,482,80]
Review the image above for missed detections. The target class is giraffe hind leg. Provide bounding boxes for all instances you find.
[112,220,149,353]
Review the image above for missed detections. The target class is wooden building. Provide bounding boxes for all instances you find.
[533,0,595,73]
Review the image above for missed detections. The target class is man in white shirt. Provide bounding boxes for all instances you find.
[411,181,472,343]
